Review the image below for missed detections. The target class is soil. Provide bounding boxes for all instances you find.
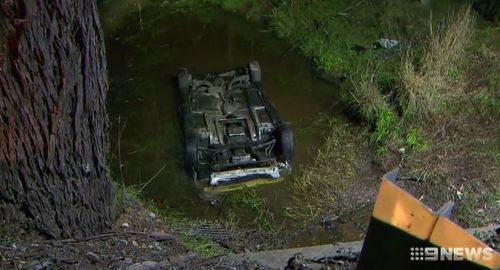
[0,206,283,270]
[0,207,185,269]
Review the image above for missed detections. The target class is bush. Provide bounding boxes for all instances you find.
[400,6,476,121]
[347,69,386,125]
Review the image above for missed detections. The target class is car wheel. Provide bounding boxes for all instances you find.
[184,132,198,174]
[278,123,294,164]
[248,61,261,84]
[177,68,190,99]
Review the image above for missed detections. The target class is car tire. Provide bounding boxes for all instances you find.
[184,132,198,174]
[278,123,294,164]
[177,68,189,99]
[248,61,261,84]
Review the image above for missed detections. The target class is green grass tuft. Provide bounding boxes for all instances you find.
[473,89,500,116]
[178,234,226,257]
[405,128,427,151]
[113,182,143,211]
[221,189,275,231]
[370,106,398,144]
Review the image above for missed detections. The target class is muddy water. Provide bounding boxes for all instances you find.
[101,1,339,236]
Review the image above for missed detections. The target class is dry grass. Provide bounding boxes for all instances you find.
[348,68,386,125]
[287,120,363,221]
[396,114,500,227]
[401,6,476,121]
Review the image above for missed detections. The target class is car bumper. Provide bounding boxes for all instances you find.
[209,163,289,186]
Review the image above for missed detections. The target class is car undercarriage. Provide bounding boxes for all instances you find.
[177,61,293,185]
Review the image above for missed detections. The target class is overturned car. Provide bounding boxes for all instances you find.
[177,61,293,186]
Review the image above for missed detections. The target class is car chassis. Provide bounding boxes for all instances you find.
[177,61,294,186]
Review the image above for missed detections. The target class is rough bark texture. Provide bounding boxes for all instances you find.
[0,0,114,238]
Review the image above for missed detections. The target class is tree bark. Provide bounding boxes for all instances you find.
[0,0,114,238]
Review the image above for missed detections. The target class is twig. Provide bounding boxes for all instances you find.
[117,116,126,203]
[139,164,167,192]
[337,0,367,16]
[281,39,303,60]
[138,0,143,31]
[51,233,116,244]
[43,230,176,244]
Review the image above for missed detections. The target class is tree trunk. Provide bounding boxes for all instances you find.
[0,0,114,238]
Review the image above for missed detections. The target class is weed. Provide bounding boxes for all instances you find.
[370,106,398,144]
[405,128,427,151]
[485,139,500,165]
[208,0,248,12]
[287,118,361,221]
[400,6,476,121]
[178,234,226,257]
[347,67,386,125]
[221,189,275,231]
[113,182,143,211]
[473,89,500,116]
[376,145,389,157]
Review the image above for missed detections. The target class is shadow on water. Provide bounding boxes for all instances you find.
[101,1,341,234]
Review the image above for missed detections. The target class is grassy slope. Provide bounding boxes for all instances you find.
[208,0,499,227]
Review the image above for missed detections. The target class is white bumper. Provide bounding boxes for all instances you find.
[209,163,288,186]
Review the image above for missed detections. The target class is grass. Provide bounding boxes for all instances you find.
[208,0,248,12]
[268,0,381,75]
[347,67,386,126]
[178,234,226,257]
[405,128,427,151]
[287,118,362,221]
[112,181,227,257]
[473,89,500,116]
[127,0,498,236]
[221,189,275,231]
[400,6,476,121]
[370,106,398,145]
[113,182,143,211]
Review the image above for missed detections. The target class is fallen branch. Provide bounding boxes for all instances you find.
[139,164,167,192]
[41,230,177,244]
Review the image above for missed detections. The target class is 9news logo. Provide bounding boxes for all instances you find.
[410,247,494,262]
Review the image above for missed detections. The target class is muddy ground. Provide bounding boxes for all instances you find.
[0,206,359,270]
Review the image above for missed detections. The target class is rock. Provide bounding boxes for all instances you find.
[169,252,198,268]
[119,258,134,269]
[374,38,399,49]
[148,231,177,242]
[21,261,52,270]
[132,240,138,247]
[321,216,339,230]
[142,261,159,267]
[86,252,102,264]
[127,261,159,270]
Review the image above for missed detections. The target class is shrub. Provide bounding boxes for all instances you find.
[400,6,476,121]
[347,67,386,125]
